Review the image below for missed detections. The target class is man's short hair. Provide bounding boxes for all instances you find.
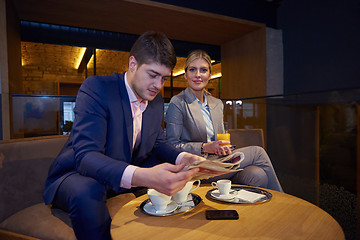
[130,31,177,70]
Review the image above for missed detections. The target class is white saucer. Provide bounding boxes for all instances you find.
[210,189,237,200]
[143,200,178,216]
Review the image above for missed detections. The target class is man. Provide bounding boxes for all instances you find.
[43,31,202,239]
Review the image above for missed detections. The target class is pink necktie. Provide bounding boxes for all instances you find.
[131,102,142,150]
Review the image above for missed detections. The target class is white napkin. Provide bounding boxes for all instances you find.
[236,189,265,203]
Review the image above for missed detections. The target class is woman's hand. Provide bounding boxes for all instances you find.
[203,141,232,156]
[180,152,205,166]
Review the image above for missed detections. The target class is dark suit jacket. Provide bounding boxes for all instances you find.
[43,73,181,205]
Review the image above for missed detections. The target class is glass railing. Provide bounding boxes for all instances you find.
[222,90,359,194]
[222,88,359,240]
[11,94,76,138]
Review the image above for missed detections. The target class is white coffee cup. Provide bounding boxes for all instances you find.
[172,180,200,203]
[211,179,232,196]
[147,189,172,212]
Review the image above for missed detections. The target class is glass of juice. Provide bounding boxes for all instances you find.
[217,133,230,145]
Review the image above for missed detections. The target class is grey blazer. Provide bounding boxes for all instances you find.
[165,87,225,155]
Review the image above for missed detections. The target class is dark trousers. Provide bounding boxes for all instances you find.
[53,173,112,240]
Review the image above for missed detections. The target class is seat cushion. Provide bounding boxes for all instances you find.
[0,193,136,240]
[0,203,75,240]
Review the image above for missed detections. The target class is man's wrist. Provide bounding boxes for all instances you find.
[121,165,139,189]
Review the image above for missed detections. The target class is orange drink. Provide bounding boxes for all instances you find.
[217,133,230,145]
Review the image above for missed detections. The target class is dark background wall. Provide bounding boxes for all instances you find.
[0,96,2,139]
[278,0,360,94]
[156,0,360,95]
[153,0,279,28]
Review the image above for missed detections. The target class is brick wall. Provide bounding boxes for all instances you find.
[21,42,220,97]
[21,42,86,95]
[22,65,84,95]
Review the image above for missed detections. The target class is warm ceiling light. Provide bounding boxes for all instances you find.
[77,48,95,73]
[87,54,94,68]
[173,70,185,77]
[86,49,99,68]
[75,47,87,69]
[211,73,222,79]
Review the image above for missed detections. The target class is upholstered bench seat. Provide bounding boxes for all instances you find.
[0,193,135,240]
[0,135,136,240]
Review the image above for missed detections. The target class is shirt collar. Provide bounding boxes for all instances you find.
[124,72,148,111]
[196,93,208,107]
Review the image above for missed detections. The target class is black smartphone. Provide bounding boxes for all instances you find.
[205,210,239,220]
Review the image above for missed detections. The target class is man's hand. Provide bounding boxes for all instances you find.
[132,163,199,196]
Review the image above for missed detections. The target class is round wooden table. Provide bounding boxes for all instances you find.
[111,185,344,240]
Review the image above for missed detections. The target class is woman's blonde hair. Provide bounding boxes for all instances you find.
[184,50,212,73]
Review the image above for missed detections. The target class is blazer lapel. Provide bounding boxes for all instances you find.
[133,101,152,162]
[207,95,221,136]
[118,73,134,158]
[132,94,163,166]
[184,88,208,141]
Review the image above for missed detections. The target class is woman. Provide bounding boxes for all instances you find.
[165,50,283,192]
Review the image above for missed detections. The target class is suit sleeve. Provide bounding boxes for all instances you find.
[71,76,127,193]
